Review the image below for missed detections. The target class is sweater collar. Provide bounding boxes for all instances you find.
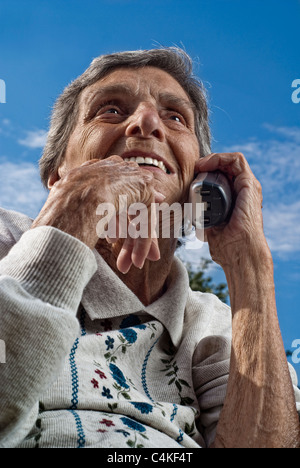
[81,252,189,347]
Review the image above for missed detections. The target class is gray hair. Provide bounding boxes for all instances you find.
[39,47,211,188]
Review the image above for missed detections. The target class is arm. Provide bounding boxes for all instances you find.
[0,156,160,447]
[195,152,300,448]
[0,226,97,447]
[215,240,299,448]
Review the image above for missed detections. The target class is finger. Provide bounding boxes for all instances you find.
[116,236,134,274]
[81,155,124,170]
[146,238,161,261]
[100,155,124,164]
[153,190,166,203]
[105,214,127,244]
[128,205,150,269]
[195,152,251,178]
[130,200,160,268]
[80,159,100,167]
[147,201,160,261]
[105,236,116,244]
[131,237,153,269]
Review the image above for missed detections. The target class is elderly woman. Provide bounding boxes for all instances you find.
[0,48,299,449]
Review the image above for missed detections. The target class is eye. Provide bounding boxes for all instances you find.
[93,100,124,118]
[96,106,121,116]
[166,111,186,126]
[104,107,120,114]
[170,115,182,123]
[93,104,127,121]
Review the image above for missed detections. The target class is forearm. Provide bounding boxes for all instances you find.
[213,240,300,448]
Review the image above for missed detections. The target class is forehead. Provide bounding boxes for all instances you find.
[81,66,193,106]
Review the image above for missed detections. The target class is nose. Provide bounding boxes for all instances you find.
[125,103,165,141]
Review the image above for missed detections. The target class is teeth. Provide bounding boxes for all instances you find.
[158,161,165,171]
[124,156,168,173]
[145,157,153,165]
[135,156,145,164]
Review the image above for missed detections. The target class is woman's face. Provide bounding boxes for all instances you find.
[58,66,200,205]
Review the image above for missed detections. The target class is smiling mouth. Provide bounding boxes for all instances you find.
[123,156,171,174]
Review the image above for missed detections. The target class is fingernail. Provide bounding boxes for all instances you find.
[120,266,131,274]
[137,261,145,270]
[154,191,166,202]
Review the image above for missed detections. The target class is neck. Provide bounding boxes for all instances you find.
[96,238,177,306]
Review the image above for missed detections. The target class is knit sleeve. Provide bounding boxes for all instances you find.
[0,226,97,447]
[192,334,231,448]
[288,363,300,418]
[184,289,231,448]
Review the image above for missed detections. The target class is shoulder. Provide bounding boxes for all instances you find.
[0,208,33,259]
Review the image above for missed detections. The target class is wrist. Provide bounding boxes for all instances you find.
[221,233,273,274]
[222,236,275,311]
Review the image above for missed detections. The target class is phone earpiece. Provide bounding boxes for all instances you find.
[189,171,232,229]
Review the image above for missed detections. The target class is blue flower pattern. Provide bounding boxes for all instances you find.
[130,402,153,414]
[102,386,113,399]
[120,328,137,344]
[89,314,196,447]
[105,336,114,350]
[120,416,146,433]
[109,363,129,389]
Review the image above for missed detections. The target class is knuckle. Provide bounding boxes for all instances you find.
[105,155,123,163]
[62,170,75,184]
[232,152,247,171]
[233,151,245,160]
[255,180,263,198]
[122,161,139,172]
[256,179,262,192]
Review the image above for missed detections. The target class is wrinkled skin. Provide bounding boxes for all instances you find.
[32,66,300,447]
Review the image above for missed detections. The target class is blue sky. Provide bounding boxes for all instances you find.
[0,0,299,375]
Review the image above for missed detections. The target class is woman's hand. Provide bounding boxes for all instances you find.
[32,156,164,273]
[194,152,269,268]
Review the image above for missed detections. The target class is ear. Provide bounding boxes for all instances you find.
[47,170,60,189]
[47,160,68,189]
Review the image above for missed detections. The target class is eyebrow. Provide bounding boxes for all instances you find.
[85,84,138,107]
[158,92,196,113]
[85,84,196,113]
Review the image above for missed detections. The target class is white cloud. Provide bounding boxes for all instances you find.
[224,134,300,197]
[18,129,48,149]
[0,119,13,137]
[223,125,300,259]
[263,124,300,144]
[0,161,47,219]
[263,201,300,256]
